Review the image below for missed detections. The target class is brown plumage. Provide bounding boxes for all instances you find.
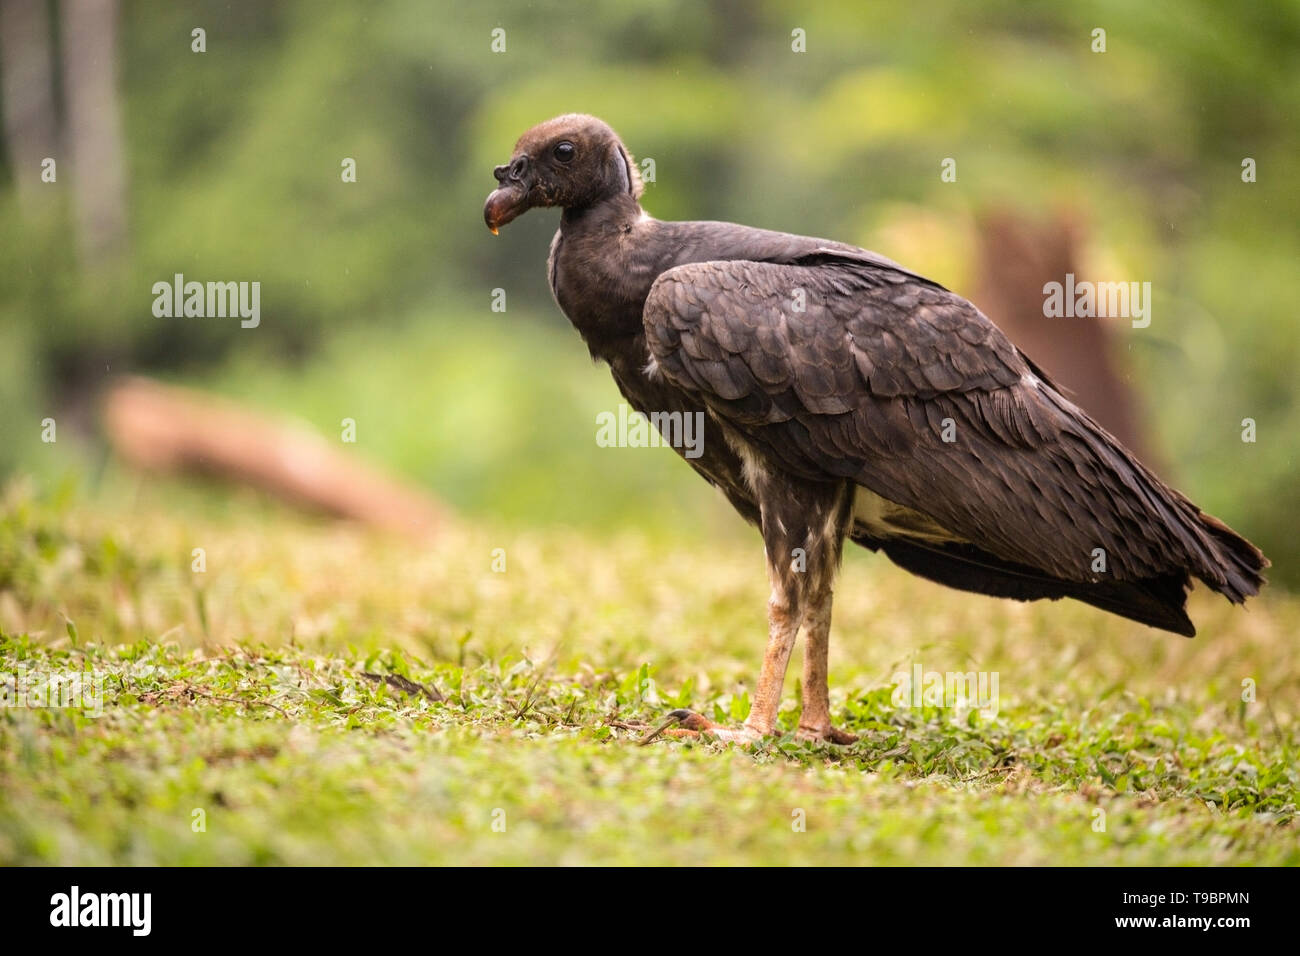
[484,113,1268,743]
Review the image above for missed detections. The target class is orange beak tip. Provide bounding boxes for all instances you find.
[490,226,499,236]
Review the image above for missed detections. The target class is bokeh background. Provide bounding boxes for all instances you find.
[1,0,1296,581]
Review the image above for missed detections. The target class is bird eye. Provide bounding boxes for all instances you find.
[553,141,575,164]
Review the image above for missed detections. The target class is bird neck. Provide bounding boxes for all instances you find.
[560,193,642,235]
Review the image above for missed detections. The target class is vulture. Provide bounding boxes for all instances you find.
[484,114,1268,744]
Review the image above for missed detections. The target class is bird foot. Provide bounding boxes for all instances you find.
[795,724,859,745]
[638,709,766,745]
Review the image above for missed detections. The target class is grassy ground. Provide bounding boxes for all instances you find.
[0,480,1296,865]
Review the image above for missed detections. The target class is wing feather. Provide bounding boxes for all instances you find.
[643,258,1259,596]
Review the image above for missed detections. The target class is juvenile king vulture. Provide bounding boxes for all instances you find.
[484,114,1268,744]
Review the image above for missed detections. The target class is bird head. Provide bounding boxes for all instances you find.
[484,113,643,234]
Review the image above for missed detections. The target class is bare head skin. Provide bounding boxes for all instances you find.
[483,113,642,233]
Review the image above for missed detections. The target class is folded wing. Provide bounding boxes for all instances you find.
[643,256,1266,634]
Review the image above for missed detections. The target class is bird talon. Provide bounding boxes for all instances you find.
[796,725,860,745]
[638,709,767,745]
[637,709,702,745]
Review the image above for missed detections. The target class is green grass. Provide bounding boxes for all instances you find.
[1,482,1296,865]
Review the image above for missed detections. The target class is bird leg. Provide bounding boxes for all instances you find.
[648,471,855,746]
[737,563,805,738]
[796,580,859,744]
[644,568,803,744]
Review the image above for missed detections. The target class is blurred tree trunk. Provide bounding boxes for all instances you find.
[0,0,59,211]
[972,207,1155,466]
[59,0,129,263]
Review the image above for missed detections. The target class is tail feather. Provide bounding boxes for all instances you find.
[1195,509,1268,602]
[868,536,1197,636]
[848,370,1267,635]
[1049,390,1269,605]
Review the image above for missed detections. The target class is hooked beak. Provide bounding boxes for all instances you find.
[484,155,532,235]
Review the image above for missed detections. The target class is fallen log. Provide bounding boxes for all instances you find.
[102,376,446,539]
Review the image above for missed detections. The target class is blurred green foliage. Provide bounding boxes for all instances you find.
[0,0,1296,579]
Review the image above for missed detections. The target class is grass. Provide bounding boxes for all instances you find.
[0,479,1297,865]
